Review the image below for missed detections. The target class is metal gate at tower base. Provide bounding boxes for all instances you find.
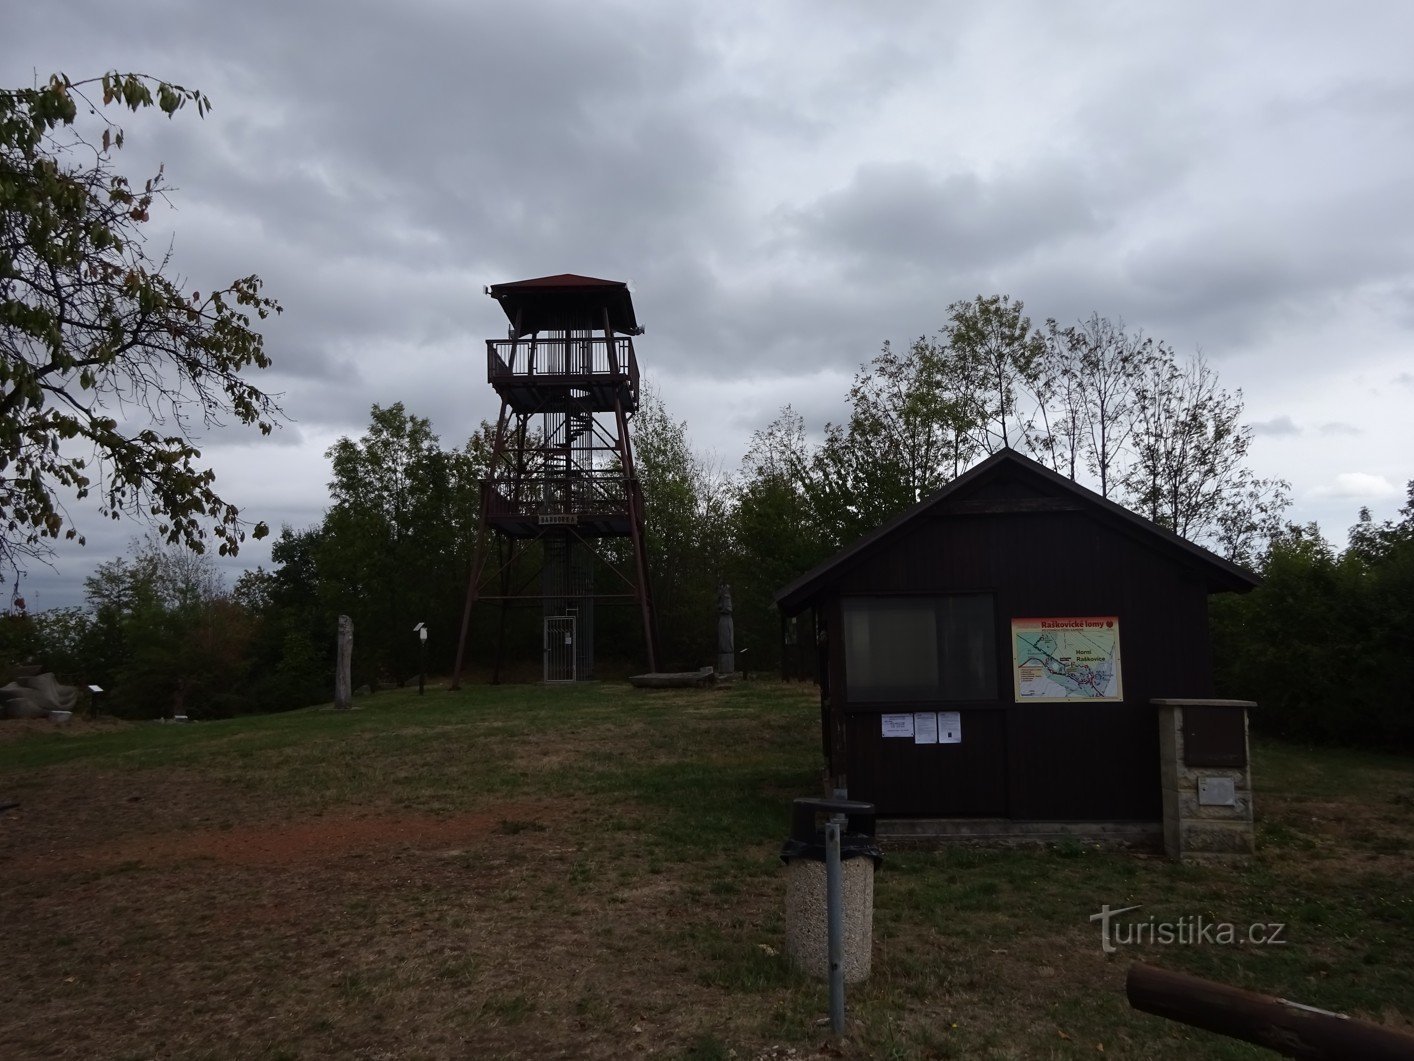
[544,616,577,683]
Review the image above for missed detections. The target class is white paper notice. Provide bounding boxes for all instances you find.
[938,711,962,743]
[913,711,939,744]
[881,713,914,738]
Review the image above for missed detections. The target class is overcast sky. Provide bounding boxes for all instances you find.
[6,1,1413,609]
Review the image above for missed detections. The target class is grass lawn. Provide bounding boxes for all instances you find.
[1,680,1411,1059]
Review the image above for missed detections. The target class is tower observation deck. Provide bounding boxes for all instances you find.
[451,274,658,684]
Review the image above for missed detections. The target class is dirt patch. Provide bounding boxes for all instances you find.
[6,803,566,878]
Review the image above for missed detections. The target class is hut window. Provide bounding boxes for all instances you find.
[842,595,996,702]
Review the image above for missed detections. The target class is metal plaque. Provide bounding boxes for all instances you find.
[1198,777,1237,807]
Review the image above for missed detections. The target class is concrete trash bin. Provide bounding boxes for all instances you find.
[780,798,882,983]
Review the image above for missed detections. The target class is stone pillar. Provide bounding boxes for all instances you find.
[1153,699,1256,860]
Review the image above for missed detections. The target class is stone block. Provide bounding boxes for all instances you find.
[1180,821,1255,856]
[1179,793,1252,820]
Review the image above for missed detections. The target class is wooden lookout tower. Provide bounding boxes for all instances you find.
[451,274,658,684]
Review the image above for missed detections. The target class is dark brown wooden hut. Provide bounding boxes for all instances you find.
[774,448,1258,832]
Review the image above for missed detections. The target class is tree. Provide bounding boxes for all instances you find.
[0,603,92,679]
[1346,481,1414,565]
[83,535,252,717]
[730,406,835,670]
[1211,499,1414,750]
[942,294,1047,455]
[1040,314,1154,497]
[795,338,986,549]
[0,72,282,582]
[244,527,335,709]
[1124,353,1288,562]
[315,403,482,685]
[632,385,732,669]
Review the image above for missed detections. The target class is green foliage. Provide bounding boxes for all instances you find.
[1212,489,1414,749]
[0,71,280,580]
[44,403,502,709]
[742,299,1288,572]
[329,403,483,681]
[943,293,1048,454]
[293,404,485,685]
[728,408,833,671]
[0,607,43,676]
[231,552,330,712]
[6,534,326,719]
[726,303,1290,670]
[7,283,1301,709]
[80,536,253,717]
[1124,354,1288,564]
[633,385,732,669]
[808,337,972,546]
[1036,312,1152,495]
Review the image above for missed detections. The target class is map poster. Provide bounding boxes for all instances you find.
[1011,617,1123,702]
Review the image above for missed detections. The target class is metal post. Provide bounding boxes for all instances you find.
[414,623,428,695]
[825,812,846,1035]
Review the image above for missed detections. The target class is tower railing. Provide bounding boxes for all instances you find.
[484,473,631,520]
[487,337,637,384]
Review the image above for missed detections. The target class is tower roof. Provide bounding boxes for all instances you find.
[487,274,641,336]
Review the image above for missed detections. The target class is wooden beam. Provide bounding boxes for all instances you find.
[1127,963,1414,1059]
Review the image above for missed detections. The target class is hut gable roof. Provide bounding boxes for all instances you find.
[775,448,1259,614]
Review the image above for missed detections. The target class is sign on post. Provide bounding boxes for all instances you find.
[414,623,427,695]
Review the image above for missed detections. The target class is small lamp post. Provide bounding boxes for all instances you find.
[413,623,428,695]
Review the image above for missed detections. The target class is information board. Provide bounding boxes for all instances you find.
[1011,617,1123,702]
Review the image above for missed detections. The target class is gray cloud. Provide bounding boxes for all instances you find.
[6,1,1414,605]
[781,162,1104,282]
[1250,416,1302,437]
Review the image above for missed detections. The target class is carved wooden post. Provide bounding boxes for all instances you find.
[716,581,735,675]
[335,615,353,711]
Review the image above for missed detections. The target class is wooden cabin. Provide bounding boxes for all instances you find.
[774,449,1258,833]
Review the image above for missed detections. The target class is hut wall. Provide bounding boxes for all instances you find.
[827,494,1214,821]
